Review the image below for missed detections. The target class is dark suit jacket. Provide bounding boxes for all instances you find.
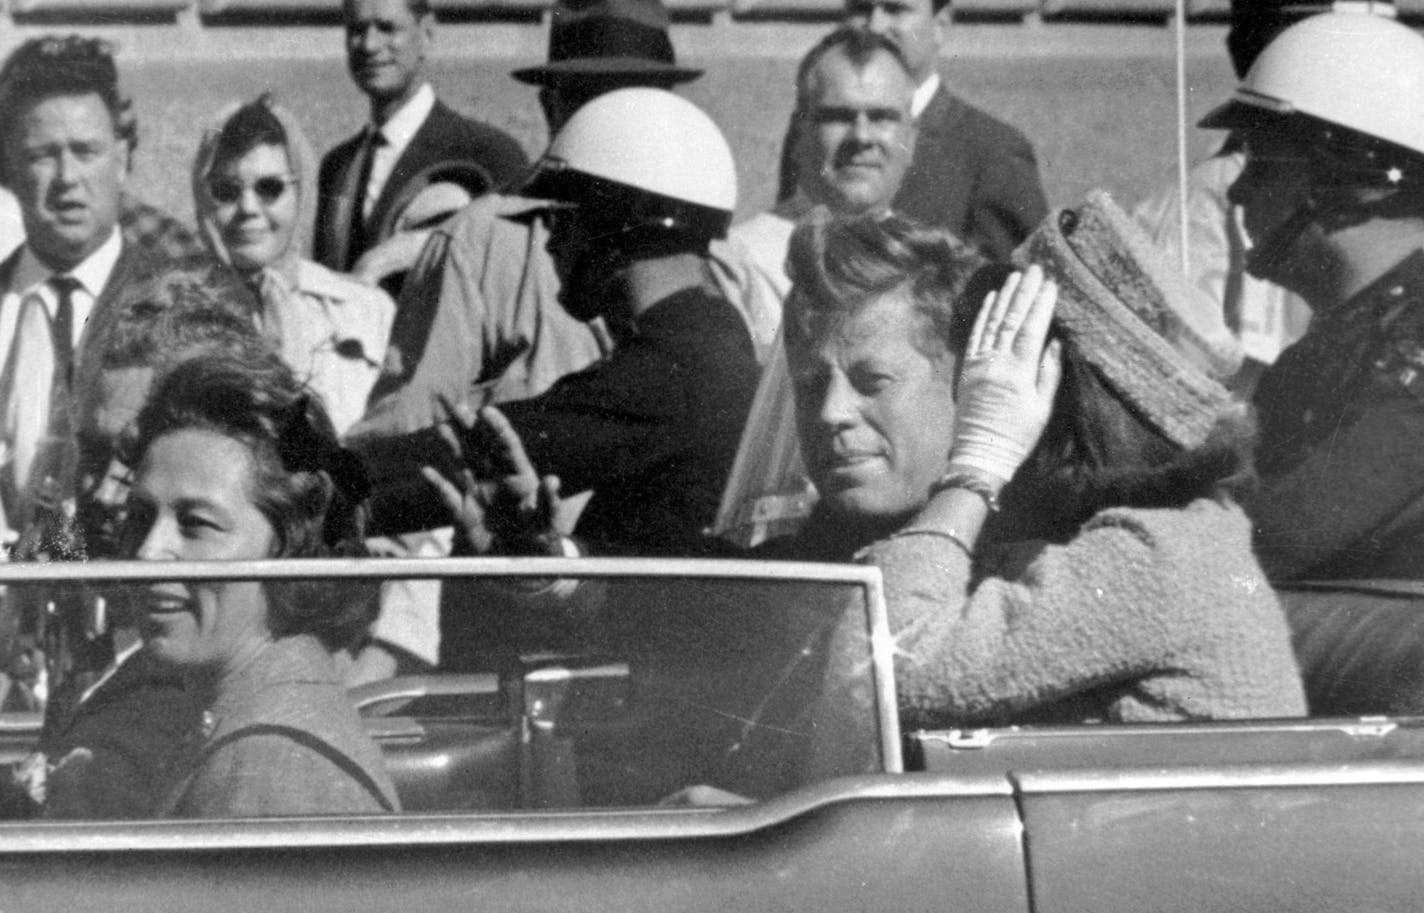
[777,82,1049,262]
[314,99,529,273]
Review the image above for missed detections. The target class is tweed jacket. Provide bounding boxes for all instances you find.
[157,635,399,818]
[861,498,1307,727]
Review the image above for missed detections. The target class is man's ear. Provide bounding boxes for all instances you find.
[418,11,436,49]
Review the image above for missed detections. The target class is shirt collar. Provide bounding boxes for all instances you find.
[12,225,122,297]
[911,72,940,120]
[375,82,436,151]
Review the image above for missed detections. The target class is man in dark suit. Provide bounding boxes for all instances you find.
[776,0,1047,262]
[0,36,174,541]
[315,0,530,274]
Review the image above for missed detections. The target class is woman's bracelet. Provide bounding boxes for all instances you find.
[929,470,1002,513]
[884,527,975,560]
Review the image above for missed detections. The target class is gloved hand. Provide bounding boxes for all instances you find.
[948,265,1063,485]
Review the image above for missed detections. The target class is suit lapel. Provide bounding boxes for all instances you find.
[366,101,445,238]
[897,83,974,233]
[329,134,375,274]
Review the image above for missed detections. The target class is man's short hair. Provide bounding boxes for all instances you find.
[347,0,431,17]
[784,207,985,364]
[0,36,137,163]
[101,268,265,373]
[795,27,913,112]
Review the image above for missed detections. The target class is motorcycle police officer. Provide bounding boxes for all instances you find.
[1202,11,1424,581]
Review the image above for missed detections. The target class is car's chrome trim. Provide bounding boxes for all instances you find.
[0,556,883,584]
[0,773,1011,853]
[0,557,903,774]
[1013,760,1424,794]
[913,716,1420,748]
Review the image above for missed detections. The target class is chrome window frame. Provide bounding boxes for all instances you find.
[0,556,901,850]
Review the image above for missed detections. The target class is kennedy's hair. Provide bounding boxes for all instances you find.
[784,206,985,366]
[126,354,377,651]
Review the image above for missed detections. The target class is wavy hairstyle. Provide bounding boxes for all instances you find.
[124,353,376,651]
[783,206,987,369]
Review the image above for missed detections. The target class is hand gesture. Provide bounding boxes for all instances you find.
[421,399,568,556]
[948,265,1063,485]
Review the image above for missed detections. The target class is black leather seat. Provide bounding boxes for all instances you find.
[1281,580,1424,716]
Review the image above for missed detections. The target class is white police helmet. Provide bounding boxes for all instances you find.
[1203,11,1424,184]
[526,87,736,241]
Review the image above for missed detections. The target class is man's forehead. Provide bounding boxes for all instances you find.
[13,91,119,143]
[807,48,913,104]
[345,0,419,22]
[795,289,938,355]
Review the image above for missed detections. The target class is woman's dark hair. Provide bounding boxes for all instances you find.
[209,93,288,173]
[784,207,985,368]
[994,351,1257,545]
[125,353,376,651]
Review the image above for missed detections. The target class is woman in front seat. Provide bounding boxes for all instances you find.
[123,352,399,817]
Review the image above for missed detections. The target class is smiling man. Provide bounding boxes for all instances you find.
[773,0,1046,262]
[315,0,528,274]
[0,36,174,543]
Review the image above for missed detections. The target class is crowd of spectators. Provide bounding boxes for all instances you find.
[0,0,1420,819]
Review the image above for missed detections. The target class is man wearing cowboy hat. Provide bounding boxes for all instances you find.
[341,0,707,683]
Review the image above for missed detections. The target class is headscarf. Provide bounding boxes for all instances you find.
[191,94,318,337]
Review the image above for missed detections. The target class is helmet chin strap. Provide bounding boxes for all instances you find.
[1243,195,1321,281]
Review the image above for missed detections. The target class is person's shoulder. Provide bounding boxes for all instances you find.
[445,192,543,236]
[933,87,1037,152]
[427,100,529,162]
[1086,498,1256,559]
[187,725,394,817]
[297,258,393,307]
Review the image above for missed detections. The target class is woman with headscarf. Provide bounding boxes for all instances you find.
[193,93,394,437]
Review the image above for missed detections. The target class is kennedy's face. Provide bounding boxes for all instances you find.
[796,48,916,214]
[6,92,128,271]
[344,0,432,106]
[790,289,958,524]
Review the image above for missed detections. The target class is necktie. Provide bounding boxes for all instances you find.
[346,129,386,271]
[47,275,78,390]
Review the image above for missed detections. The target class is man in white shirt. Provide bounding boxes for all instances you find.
[314,0,529,275]
[0,35,164,542]
[0,188,21,262]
